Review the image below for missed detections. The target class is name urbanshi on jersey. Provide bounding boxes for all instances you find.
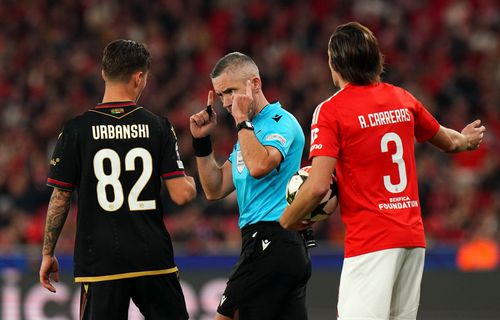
[92,124,150,140]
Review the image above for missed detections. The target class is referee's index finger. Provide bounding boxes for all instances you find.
[207,90,214,106]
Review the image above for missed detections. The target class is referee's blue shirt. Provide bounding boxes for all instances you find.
[229,101,305,229]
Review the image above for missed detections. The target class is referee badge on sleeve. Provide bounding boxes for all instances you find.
[236,151,245,173]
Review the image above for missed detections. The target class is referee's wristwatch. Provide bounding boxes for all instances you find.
[236,120,254,132]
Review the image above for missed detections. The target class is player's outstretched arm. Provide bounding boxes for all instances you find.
[429,120,486,153]
[40,188,72,293]
[165,175,197,205]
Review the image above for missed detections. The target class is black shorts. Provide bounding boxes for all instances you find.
[217,221,311,320]
[80,273,188,320]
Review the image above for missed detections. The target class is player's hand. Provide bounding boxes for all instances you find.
[461,119,486,151]
[190,90,217,138]
[40,255,59,293]
[231,80,254,124]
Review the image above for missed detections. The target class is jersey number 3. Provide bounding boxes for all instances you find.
[94,147,156,212]
[380,132,407,193]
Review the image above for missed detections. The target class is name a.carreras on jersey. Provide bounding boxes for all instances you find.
[358,108,411,129]
[91,124,149,140]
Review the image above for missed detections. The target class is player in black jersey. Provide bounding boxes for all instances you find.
[39,39,196,320]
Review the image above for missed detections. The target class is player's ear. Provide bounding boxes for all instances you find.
[251,76,261,94]
[132,71,144,88]
[101,70,107,82]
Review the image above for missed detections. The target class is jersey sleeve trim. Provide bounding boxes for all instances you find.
[46,178,75,191]
[162,171,185,180]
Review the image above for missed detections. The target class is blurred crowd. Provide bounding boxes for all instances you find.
[0,0,499,268]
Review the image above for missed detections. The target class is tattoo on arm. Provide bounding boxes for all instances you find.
[42,188,72,256]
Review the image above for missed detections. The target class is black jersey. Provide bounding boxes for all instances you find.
[47,101,185,282]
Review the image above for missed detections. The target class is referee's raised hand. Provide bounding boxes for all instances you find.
[190,90,217,138]
[231,80,255,124]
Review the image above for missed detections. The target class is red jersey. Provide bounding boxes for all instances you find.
[310,83,440,257]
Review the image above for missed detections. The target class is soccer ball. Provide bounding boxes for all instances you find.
[285,166,338,222]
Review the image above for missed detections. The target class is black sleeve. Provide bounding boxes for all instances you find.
[46,121,79,191]
[160,119,185,180]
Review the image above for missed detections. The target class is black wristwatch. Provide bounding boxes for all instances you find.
[236,120,254,132]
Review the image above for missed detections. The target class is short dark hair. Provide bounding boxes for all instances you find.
[102,39,151,81]
[210,52,256,78]
[328,22,384,85]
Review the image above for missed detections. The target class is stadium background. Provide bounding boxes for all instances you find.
[0,0,499,319]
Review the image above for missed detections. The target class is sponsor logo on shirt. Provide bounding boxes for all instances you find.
[50,158,60,166]
[310,128,323,151]
[110,108,124,115]
[220,295,227,306]
[262,239,271,250]
[264,133,286,146]
[378,196,419,210]
[174,142,183,166]
[272,114,282,122]
[310,144,322,152]
[177,160,184,169]
[311,128,319,144]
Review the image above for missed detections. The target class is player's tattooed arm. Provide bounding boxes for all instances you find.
[42,188,72,256]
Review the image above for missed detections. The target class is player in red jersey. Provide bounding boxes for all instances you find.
[280,22,486,320]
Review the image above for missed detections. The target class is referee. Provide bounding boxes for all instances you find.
[190,52,311,320]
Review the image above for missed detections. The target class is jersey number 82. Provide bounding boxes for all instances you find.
[93,147,156,212]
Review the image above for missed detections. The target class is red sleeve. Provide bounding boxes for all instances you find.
[309,101,340,160]
[413,100,440,143]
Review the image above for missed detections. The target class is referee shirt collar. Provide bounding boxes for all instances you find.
[254,101,281,122]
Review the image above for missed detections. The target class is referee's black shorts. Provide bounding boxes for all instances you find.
[217,221,312,320]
